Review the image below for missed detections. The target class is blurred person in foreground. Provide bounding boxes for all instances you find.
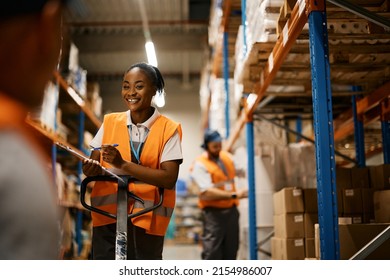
[190,129,248,260]
[0,0,70,259]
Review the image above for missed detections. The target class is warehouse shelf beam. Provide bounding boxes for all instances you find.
[225,0,309,152]
[308,0,340,260]
[334,81,390,142]
[53,71,102,128]
[327,0,390,31]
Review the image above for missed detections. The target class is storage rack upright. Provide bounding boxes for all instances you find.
[206,0,390,259]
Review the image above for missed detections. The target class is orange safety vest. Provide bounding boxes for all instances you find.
[90,111,182,236]
[196,150,239,209]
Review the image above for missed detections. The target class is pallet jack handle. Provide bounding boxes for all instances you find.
[80,175,164,259]
[80,175,164,220]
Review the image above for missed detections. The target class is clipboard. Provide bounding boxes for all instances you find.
[56,142,125,183]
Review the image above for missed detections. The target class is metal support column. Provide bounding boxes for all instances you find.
[241,0,257,259]
[382,120,390,164]
[296,116,302,142]
[380,100,390,164]
[352,94,366,167]
[308,1,340,260]
[246,115,258,260]
[51,83,59,184]
[75,110,85,256]
[223,31,230,138]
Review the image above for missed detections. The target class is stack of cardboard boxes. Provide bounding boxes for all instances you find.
[334,164,390,259]
[271,164,390,260]
[337,164,390,224]
[336,166,374,223]
[271,187,305,259]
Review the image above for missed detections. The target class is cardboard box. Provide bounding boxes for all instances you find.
[271,237,305,260]
[336,167,352,189]
[339,215,363,224]
[339,223,390,259]
[350,167,370,188]
[274,213,305,238]
[304,213,318,238]
[337,189,343,214]
[374,190,390,223]
[360,188,374,218]
[305,238,316,258]
[342,188,363,214]
[273,187,304,215]
[303,188,318,213]
[369,164,390,189]
[315,223,390,259]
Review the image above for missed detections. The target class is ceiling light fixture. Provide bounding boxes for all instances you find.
[137,0,158,67]
[145,41,158,67]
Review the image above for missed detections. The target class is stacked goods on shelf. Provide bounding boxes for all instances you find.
[66,43,87,99]
[271,187,305,260]
[370,164,390,223]
[207,78,237,136]
[26,39,103,259]
[34,81,59,132]
[245,0,283,47]
[280,142,317,190]
[234,0,284,90]
[313,164,390,259]
[302,188,318,259]
[336,166,375,223]
[173,180,202,244]
[87,82,103,119]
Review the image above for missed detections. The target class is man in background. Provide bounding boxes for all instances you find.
[0,0,70,259]
[190,129,248,260]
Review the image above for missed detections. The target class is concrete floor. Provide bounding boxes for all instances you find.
[163,243,202,260]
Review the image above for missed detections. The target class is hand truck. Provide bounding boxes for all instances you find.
[80,175,163,260]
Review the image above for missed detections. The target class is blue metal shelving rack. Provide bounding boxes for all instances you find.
[213,0,390,260]
[308,1,340,260]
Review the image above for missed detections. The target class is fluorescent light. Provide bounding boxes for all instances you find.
[145,41,158,67]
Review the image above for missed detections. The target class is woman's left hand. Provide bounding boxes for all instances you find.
[101,145,124,168]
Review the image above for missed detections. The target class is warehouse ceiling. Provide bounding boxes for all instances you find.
[64,0,210,84]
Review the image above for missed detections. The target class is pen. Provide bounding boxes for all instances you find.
[90,144,119,151]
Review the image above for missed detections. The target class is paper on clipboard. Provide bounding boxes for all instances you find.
[55,142,125,183]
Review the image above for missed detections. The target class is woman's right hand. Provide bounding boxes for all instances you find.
[82,159,103,176]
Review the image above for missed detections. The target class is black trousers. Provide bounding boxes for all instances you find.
[201,206,239,260]
[92,221,164,260]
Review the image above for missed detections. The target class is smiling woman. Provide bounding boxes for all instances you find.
[82,62,183,260]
